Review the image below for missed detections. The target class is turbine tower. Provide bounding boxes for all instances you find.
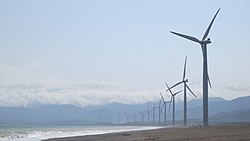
[125,113,131,123]
[133,112,137,123]
[170,9,220,127]
[157,99,162,124]
[160,92,170,126]
[165,82,182,127]
[147,104,151,123]
[139,111,147,123]
[167,56,197,126]
[151,102,157,123]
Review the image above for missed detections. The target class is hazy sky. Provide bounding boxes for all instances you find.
[0,0,249,107]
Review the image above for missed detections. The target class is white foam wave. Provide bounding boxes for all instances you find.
[0,126,160,141]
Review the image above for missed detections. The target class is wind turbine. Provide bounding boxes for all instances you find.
[125,113,131,123]
[147,104,151,123]
[165,82,182,127]
[160,91,170,126]
[157,99,162,124]
[133,112,137,123]
[151,102,157,123]
[167,56,197,126]
[139,111,147,123]
[170,8,220,127]
[150,101,162,124]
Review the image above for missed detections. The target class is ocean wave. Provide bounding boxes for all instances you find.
[0,126,160,141]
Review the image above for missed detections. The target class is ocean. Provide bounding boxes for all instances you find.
[0,125,160,141]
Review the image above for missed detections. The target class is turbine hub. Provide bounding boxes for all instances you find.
[202,38,211,44]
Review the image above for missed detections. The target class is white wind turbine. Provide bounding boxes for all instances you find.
[170,8,220,127]
[147,104,151,123]
[167,56,197,126]
[151,102,157,123]
[139,111,147,123]
[165,82,182,127]
[160,92,170,126]
[157,99,162,124]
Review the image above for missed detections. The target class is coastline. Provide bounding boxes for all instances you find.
[44,124,250,141]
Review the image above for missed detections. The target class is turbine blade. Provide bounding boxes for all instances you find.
[186,85,197,98]
[165,82,170,89]
[201,45,212,88]
[183,56,187,81]
[160,107,164,115]
[160,92,165,102]
[166,81,183,92]
[160,103,164,113]
[170,31,201,44]
[173,90,182,96]
[159,99,162,107]
[165,82,173,95]
[201,45,205,59]
[207,73,212,88]
[169,96,172,112]
[160,102,166,111]
[202,8,220,41]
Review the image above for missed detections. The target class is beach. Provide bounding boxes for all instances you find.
[44,124,250,141]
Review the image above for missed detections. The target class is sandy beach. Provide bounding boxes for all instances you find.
[44,124,250,141]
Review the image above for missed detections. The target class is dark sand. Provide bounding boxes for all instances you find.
[44,125,250,141]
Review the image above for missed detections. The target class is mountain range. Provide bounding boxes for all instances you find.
[0,96,250,126]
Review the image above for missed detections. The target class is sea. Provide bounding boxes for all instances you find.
[0,125,160,141]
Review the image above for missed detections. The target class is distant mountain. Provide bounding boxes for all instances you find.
[0,105,95,126]
[0,102,153,126]
[175,97,226,111]
[0,96,250,126]
[211,109,250,122]
[175,96,250,120]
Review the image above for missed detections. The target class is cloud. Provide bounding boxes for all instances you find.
[1,61,212,107]
[0,61,166,107]
[0,80,163,107]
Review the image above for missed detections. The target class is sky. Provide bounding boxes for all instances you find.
[0,0,250,107]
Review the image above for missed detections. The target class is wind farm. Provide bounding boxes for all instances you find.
[2,0,250,140]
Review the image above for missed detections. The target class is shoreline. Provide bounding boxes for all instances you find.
[44,124,250,141]
[40,125,162,141]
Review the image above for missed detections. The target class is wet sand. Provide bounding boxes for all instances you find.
[44,124,250,141]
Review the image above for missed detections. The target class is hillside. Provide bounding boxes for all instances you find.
[0,96,250,125]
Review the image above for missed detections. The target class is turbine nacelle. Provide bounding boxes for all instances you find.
[201,38,211,44]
